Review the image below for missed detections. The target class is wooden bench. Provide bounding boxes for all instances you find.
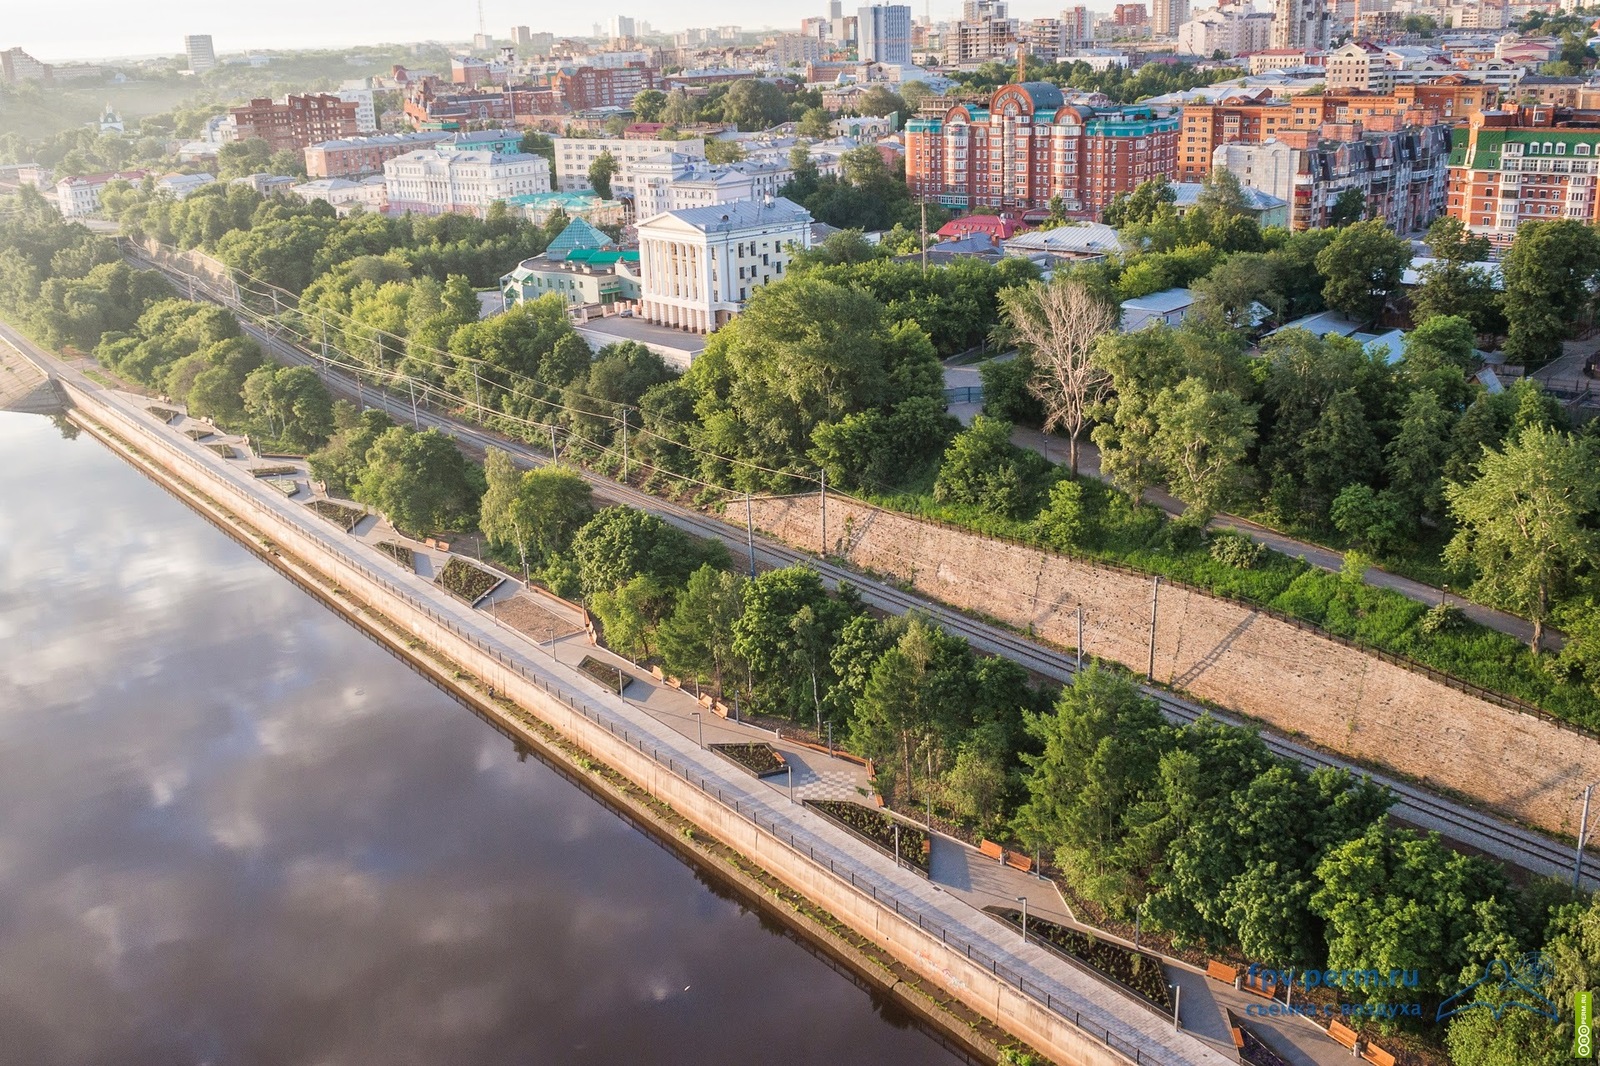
[1362,1045,1396,1066]
[1242,976,1279,999]
[1206,960,1239,984]
[1229,1026,1244,1050]
[1004,852,1034,873]
[979,840,1004,862]
[1328,1020,1360,1050]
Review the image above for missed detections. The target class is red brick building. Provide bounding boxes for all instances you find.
[229,95,361,153]
[905,82,1179,218]
[554,64,657,111]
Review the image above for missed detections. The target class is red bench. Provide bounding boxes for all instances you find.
[1206,960,1239,984]
[1328,1020,1359,1050]
[1004,852,1033,874]
[1362,1045,1396,1066]
[979,840,1004,861]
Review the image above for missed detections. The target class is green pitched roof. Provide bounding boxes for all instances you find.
[546,217,615,260]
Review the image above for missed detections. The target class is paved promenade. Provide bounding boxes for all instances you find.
[24,344,1235,1066]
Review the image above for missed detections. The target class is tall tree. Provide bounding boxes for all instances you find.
[1501,218,1600,365]
[1315,219,1410,324]
[1148,378,1258,525]
[355,426,484,535]
[1001,277,1120,474]
[1444,425,1600,650]
[587,150,618,200]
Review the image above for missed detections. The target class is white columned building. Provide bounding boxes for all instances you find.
[636,197,813,334]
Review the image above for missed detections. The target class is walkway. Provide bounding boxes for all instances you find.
[28,344,1233,1066]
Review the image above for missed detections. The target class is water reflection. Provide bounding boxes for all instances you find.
[0,413,966,1066]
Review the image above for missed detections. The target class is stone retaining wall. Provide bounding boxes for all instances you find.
[750,494,1600,837]
[65,381,1176,1066]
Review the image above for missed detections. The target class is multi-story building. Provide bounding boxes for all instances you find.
[1150,0,1190,37]
[609,15,637,43]
[632,154,793,217]
[636,196,813,333]
[1,48,51,83]
[1177,8,1273,57]
[305,132,454,178]
[858,4,913,65]
[1176,85,1491,181]
[1113,4,1149,28]
[1063,6,1096,48]
[949,0,1018,63]
[1326,41,1386,91]
[1512,75,1587,108]
[438,128,527,155]
[773,34,825,67]
[906,82,1179,218]
[1213,118,1450,231]
[229,95,361,153]
[383,150,551,216]
[54,170,148,218]
[292,176,387,215]
[554,64,658,110]
[551,135,707,192]
[184,34,216,73]
[335,87,378,133]
[1271,0,1330,51]
[1447,106,1600,246]
[503,218,642,310]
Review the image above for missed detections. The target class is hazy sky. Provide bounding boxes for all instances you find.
[9,0,1088,61]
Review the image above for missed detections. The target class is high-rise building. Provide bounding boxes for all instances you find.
[906,82,1179,217]
[1150,0,1190,36]
[1271,0,1330,51]
[228,94,361,153]
[608,15,637,41]
[1448,105,1600,245]
[858,4,913,65]
[511,26,533,49]
[184,34,216,73]
[1062,6,1095,48]
[0,48,51,83]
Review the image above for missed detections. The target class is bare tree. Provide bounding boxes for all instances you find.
[1001,278,1119,474]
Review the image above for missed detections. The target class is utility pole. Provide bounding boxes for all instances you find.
[319,315,329,378]
[745,490,757,578]
[1076,604,1084,672]
[472,365,482,414]
[406,377,420,429]
[819,468,827,557]
[920,197,928,275]
[620,407,628,479]
[1577,784,1595,889]
[1147,576,1160,681]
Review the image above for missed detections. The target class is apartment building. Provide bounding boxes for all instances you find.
[1176,84,1493,181]
[636,197,813,333]
[304,131,453,178]
[859,4,913,65]
[905,82,1179,218]
[551,135,707,192]
[55,170,148,218]
[229,95,361,153]
[1447,105,1600,245]
[554,64,658,110]
[184,34,216,74]
[1213,118,1450,231]
[632,156,793,218]
[1177,9,1273,57]
[383,150,551,216]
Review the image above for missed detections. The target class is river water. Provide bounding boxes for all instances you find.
[0,411,966,1066]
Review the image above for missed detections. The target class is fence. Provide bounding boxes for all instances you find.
[59,376,1192,1066]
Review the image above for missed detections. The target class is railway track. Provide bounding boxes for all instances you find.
[128,256,1597,889]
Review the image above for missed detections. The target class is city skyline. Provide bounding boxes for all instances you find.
[5,0,1126,62]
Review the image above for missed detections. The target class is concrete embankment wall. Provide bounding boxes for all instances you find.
[749,494,1600,838]
[61,380,1157,1066]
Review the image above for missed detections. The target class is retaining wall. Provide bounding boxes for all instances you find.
[749,494,1600,837]
[62,380,1197,1066]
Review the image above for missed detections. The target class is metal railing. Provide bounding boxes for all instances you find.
[64,379,1173,1066]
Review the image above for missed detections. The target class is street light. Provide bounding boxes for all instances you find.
[786,763,794,803]
[1016,896,1029,944]
[692,711,702,748]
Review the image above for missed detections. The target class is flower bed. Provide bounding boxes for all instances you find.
[578,655,630,692]
[250,464,298,478]
[1239,1025,1291,1066]
[805,800,930,873]
[266,477,299,497]
[988,908,1170,1011]
[436,556,502,604]
[376,540,415,572]
[146,406,179,423]
[711,742,787,778]
[307,499,365,532]
[184,427,213,441]
[204,443,236,459]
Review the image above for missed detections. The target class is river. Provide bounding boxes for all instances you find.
[0,410,968,1066]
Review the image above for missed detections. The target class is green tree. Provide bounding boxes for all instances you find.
[480,449,593,578]
[657,564,747,688]
[1384,388,1454,520]
[704,138,746,165]
[240,364,334,450]
[1312,821,1511,1009]
[1315,219,1410,324]
[1148,378,1257,525]
[355,426,485,534]
[1444,426,1600,650]
[797,106,833,139]
[1327,187,1366,226]
[733,565,853,723]
[587,150,618,200]
[720,79,788,130]
[630,89,668,122]
[308,406,394,497]
[591,574,672,660]
[856,86,907,119]
[569,505,702,598]
[1501,219,1600,365]
[932,415,1048,519]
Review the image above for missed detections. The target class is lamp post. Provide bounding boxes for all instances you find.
[1016,896,1028,944]
[692,711,702,748]
[786,763,794,803]
[894,823,901,866]
[1134,899,1144,950]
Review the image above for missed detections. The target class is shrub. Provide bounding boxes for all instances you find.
[1033,478,1087,549]
[1419,602,1466,636]
[1210,530,1265,570]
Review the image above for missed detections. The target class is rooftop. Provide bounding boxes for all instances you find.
[649,196,812,232]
